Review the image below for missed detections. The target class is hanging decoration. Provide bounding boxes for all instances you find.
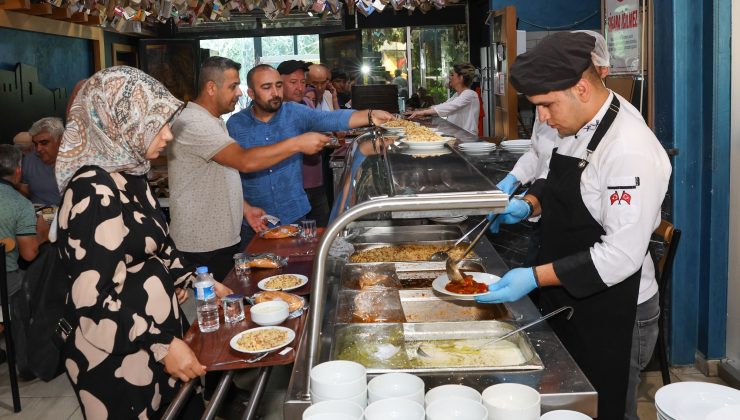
[43,0,458,32]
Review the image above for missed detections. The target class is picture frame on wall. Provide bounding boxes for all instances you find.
[112,43,139,68]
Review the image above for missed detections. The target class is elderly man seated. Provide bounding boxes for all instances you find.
[20,117,64,206]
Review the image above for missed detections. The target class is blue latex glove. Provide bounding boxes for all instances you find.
[487,198,530,233]
[475,267,537,304]
[496,173,519,195]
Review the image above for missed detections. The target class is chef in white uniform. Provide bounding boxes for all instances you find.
[477,32,672,420]
[496,30,611,194]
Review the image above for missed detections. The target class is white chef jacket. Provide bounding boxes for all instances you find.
[510,110,556,184]
[432,89,480,135]
[537,92,671,304]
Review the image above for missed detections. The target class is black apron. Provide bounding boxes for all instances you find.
[537,96,640,420]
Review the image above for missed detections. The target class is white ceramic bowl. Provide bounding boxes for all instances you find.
[363,398,425,420]
[250,300,289,326]
[425,397,487,420]
[540,410,592,419]
[425,384,481,407]
[302,414,356,420]
[367,373,426,405]
[481,383,540,420]
[302,400,364,419]
[311,389,367,408]
[310,360,368,399]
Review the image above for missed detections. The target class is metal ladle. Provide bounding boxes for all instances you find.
[417,306,574,358]
[445,187,520,283]
[429,218,489,261]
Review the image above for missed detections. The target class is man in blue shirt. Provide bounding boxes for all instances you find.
[226,64,392,236]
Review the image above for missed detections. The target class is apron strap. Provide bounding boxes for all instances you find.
[579,95,621,168]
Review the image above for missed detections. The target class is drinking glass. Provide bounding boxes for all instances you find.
[301,219,317,240]
[222,294,245,324]
[233,253,250,281]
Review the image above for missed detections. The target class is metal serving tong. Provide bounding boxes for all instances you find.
[445,186,521,283]
[429,218,490,261]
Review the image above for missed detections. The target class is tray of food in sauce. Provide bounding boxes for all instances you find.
[331,321,543,373]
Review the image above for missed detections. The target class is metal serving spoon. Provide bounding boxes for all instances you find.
[417,306,573,358]
[429,218,489,261]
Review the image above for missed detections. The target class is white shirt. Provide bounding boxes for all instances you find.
[510,110,556,184]
[319,90,334,111]
[432,89,480,135]
[545,92,671,304]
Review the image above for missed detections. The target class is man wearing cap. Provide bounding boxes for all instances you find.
[278,59,310,103]
[476,32,671,420]
[496,30,611,196]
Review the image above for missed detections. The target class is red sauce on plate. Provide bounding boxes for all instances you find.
[445,274,488,294]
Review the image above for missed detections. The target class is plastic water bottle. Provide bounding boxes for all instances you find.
[194,266,220,333]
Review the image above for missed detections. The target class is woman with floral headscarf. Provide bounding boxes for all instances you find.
[56,66,231,419]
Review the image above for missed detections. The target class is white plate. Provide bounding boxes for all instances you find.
[399,148,452,157]
[655,382,740,420]
[257,274,309,291]
[500,139,532,147]
[429,215,468,224]
[229,326,295,354]
[431,272,501,300]
[400,139,449,149]
[459,143,495,149]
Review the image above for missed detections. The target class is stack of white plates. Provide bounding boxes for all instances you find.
[458,142,496,155]
[500,139,532,154]
[429,215,468,224]
[655,382,740,419]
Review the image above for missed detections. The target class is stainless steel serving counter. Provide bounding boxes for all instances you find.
[284,223,597,419]
[287,125,597,419]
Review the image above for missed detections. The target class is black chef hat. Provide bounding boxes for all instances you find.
[510,32,596,96]
[277,60,310,75]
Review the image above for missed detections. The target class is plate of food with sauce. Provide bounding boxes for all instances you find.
[431,272,501,300]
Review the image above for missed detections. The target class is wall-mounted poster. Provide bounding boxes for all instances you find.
[605,0,641,75]
[139,40,199,102]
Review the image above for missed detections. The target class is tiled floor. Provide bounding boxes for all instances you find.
[0,360,729,419]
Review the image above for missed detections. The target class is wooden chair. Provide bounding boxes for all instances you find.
[652,220,682,385]
[1,237,22,412]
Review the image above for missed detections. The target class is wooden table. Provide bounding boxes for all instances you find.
[163,232,321,420]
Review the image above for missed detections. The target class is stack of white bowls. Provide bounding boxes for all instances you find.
[367,372,425,405]
[481,383,540,420]
[425,384,487,420]
[655,381,740,420]
[500,139,532,154]
[302,400,364,420]
[364,373,426,419]
[309,360,368,416]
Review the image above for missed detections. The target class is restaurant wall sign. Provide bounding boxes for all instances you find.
[605,0,641,75]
